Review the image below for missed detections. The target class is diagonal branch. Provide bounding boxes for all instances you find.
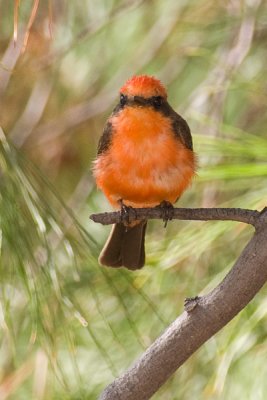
[90,207,261,227]
[99,209,267,400]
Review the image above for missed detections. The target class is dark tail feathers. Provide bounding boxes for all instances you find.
[99,221,147,270]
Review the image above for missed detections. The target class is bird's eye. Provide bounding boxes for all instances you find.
[120,94,127,106]
[153,96,163,108]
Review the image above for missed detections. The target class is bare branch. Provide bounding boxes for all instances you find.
[99,209,267,400]
[90,207,261,227]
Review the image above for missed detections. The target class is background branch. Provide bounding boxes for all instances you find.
[99,209,267,400]
[90,207,261,226]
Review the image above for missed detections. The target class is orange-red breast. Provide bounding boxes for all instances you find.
[93,75,196,270]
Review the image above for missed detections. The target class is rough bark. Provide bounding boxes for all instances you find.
[90,207,260,226]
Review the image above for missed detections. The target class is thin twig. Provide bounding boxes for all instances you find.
[90,207,260,227]
[21,0,40,54]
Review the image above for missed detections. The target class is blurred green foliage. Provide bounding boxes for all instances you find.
[0,0,267,399]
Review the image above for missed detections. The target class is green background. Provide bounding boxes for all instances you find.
[0,1,267,399]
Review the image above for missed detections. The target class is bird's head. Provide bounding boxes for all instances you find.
[120,75,167,100]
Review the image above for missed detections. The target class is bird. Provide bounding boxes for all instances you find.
[93,75,196,270]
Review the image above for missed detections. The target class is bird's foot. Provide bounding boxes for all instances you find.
[157,200,174,228]
[118,199,137,227]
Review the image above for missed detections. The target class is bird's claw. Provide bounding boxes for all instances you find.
[157,200,174,227]
[118,199,137,227]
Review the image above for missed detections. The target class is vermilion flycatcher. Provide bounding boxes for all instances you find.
[93,75,196,270]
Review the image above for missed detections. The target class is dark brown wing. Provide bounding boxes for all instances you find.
[97,100,125,155]
[97,121,113,155]
[171,113,193,150]
[159,102,193,150]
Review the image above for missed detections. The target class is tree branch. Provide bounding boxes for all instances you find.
[90,207,261,227]
[98,208,267,399]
